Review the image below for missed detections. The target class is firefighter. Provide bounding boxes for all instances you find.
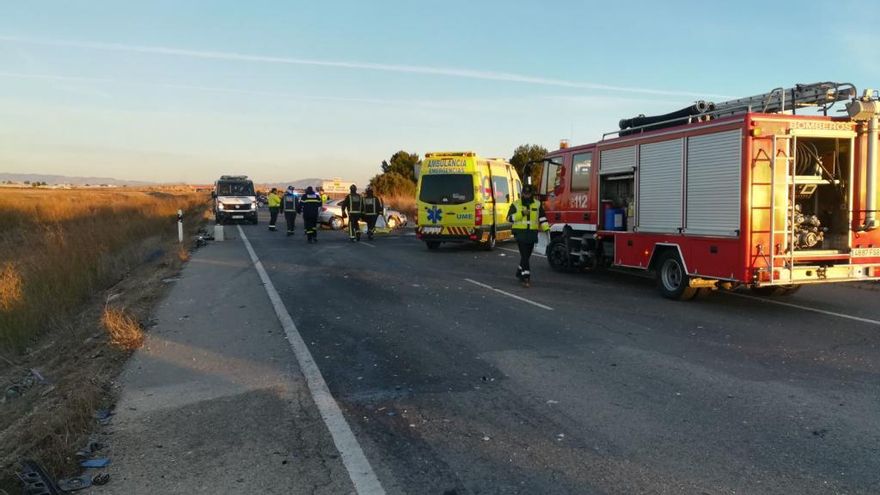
[507,185,549,287]
[298,186,322,243]
[362,186,384,240]
[267,187,282,231]
[339,184,364,242]
[282,186,299,236]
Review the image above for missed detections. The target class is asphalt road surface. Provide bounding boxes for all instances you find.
[243,217,880,494]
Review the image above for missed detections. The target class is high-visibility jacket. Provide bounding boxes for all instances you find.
[268,192,282,208]
[507,199,549,241]
[320,193,329,204]
[363,195,383,215]
[341,193,363,214]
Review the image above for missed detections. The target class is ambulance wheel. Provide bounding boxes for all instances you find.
[657,252,698,300]
[426,241,441,250]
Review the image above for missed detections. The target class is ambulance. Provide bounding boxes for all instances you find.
[415,152,521,250]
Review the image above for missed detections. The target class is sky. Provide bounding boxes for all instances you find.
[1,0,879,185]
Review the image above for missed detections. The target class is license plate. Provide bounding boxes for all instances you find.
[421,226,442,235]
[852,247,880,257]
[232,215,244,219]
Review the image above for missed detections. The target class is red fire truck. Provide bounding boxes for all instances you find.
[529,82,880,299]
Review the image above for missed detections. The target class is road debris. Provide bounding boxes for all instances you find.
[16,459,61,495]
[80,458,110,469]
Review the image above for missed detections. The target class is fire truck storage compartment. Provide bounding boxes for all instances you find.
[599,145,636,231]
[787,136,851,254]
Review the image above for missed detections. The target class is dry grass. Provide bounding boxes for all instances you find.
[0,187,209,490]
[101,307,144,350]
[0,188,207,351]
[383,193,416,219]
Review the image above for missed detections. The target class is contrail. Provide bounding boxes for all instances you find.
[0,35,727,99]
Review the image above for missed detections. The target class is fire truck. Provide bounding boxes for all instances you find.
[528,82,880,299]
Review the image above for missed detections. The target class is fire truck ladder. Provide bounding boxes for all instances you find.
[609,82,858,139]
[711,81,857,117]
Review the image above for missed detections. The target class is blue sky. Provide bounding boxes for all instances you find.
[1,0,878,184]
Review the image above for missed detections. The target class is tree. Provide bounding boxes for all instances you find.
[369,172,416,197]
[381,151,420,183]
[509,144,549,182]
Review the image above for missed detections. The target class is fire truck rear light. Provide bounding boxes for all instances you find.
[469,234,478,240]
[750,128,763,137]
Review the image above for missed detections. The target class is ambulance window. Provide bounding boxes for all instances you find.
[492,176,510,202]
[571,152,592,192]
[419,174,474,204]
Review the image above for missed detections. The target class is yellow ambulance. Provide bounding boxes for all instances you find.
[415,152,521,250]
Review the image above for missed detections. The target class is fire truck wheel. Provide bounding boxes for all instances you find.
[657,252,698,300]
[547,239,573,272]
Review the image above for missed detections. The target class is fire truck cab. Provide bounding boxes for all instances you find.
[530,82,880,299]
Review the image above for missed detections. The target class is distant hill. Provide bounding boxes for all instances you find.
[261,178,325,189]
[0,173,153,186]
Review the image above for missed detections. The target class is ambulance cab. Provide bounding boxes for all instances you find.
[416,152,521,250]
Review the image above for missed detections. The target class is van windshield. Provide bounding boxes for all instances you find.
[217,182,255,196]
[419,174,474,204]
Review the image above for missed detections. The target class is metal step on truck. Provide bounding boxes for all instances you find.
[527,82,880,299]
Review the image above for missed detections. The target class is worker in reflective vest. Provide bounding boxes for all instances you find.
[317,186,329,205]
[506,185,550,287]
[297,186,322,243]
[282,186,300,236]
[267,188,282,231]
[362,186,384,241]
[340,184,364,242]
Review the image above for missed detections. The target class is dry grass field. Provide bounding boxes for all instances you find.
[0,188,205,350]
[0,187,208,488]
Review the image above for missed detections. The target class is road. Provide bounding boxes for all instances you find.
[241,218,880,494]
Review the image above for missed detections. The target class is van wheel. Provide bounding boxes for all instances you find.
[426,241,441,250]
[657,252,698,300]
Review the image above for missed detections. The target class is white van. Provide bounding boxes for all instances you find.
[213,175,258,224]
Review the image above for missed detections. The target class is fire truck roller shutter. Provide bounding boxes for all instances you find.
[684,130,743,237]
[600,146,636,175]
[638,138,684,234]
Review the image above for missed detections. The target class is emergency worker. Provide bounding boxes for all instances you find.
[317,186,329,205]
[362,186,384,240]
[506,185,549,287]
[340,184,364,242]
[267,187,282,231]
[298,186,322,243]
[282,186,299,236]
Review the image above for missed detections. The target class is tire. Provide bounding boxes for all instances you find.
[330,216,344,230]
[751,285,800,297]
[426,241,441,250]
[387,216,399,230]
[547,238,573,272]
[657,252,698,300]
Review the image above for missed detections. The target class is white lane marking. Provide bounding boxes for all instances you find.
[727,291,880,327]
[464,278,554,311]
[498,246,546,258]
[360,241,376,248]
[237,226,386,495]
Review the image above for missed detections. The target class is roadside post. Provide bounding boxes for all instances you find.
[177,209,184,243]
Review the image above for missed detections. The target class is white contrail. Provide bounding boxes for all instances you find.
[0,35,727,98]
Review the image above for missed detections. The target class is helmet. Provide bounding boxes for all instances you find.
[305,186,314,193]
[521,184,534,195]
[350,184,357,192]
[287,185,294,192]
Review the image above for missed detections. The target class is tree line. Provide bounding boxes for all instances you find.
[368,144,549,197]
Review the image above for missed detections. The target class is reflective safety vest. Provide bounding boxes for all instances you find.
[283,193,298,211]
[268,193,282,208]
[320,193,329,204]
[363,196,380,215]
[511,200,549,232]
[346,193,363,214]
